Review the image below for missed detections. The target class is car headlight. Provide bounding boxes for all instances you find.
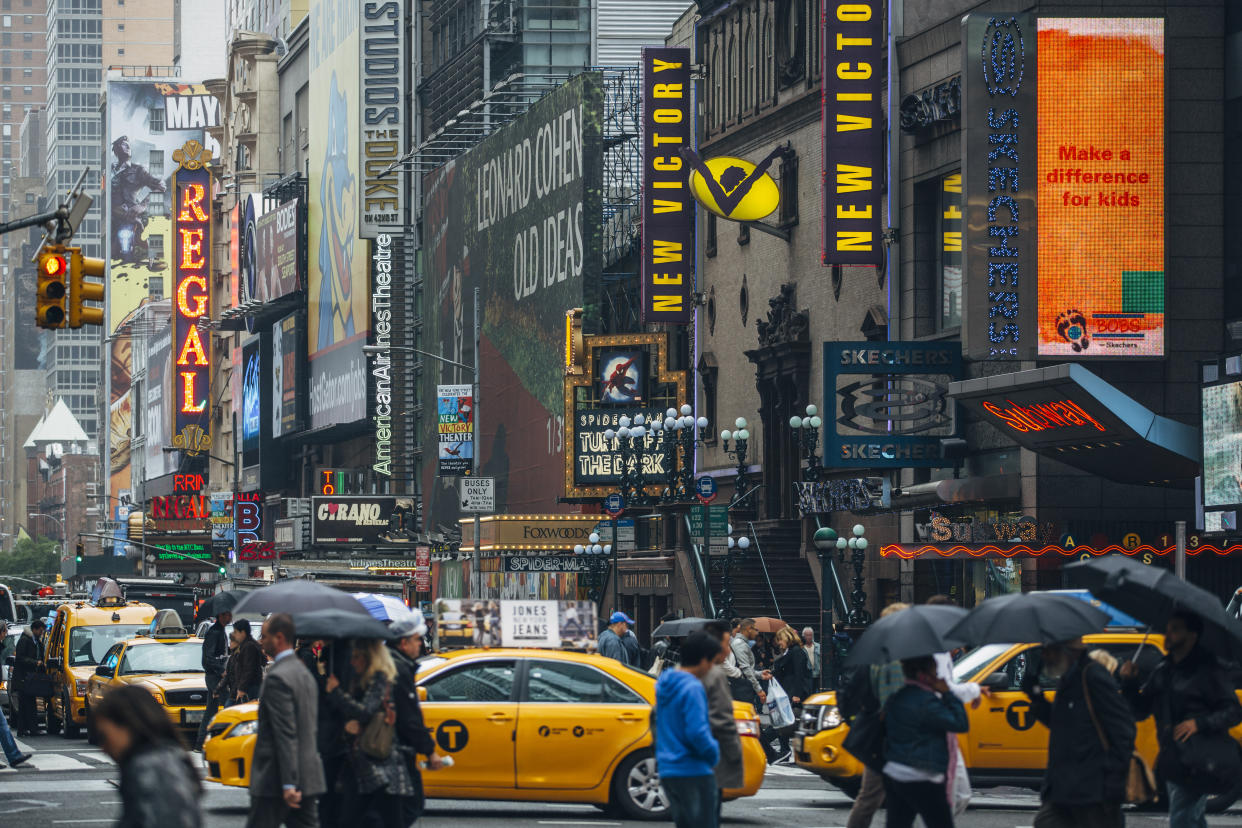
[226,720,258,739]
[821,705,843,730]
[74,679,89,696]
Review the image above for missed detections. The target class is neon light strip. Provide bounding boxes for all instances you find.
[881,543,1242,559]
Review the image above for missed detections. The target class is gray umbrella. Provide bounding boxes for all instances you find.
[845,605,969,666]
[947,592,1111,646]
[232,579,372,617]
[292,608,395,640]
[651,617,712,638]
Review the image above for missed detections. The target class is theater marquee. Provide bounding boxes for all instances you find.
[170,140,213,456]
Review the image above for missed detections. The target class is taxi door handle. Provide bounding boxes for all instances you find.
[616,714,644,723]
[487,712,514,723]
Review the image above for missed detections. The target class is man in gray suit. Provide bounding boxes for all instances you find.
[247,613,326,828]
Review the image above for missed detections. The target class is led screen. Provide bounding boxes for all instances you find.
[1037,18,1164,357]
[241,338,262,468]
[1202,382,1242,509]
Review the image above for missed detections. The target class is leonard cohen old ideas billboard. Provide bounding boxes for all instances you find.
[423,72,603,519]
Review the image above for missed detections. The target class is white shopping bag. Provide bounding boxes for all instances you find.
[952,744,972,817]
[765,678,796,729]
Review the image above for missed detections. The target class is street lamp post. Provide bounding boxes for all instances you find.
[573,535,613,609]
[789,405,824,482]
[363,287,482,598]
[717,524,751,620]
[719,417,752,506]
[813,524,869,686]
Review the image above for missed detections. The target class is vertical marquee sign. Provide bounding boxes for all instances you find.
[961,14,1037,361]
[170,140,213,455]
[821,0,885,266]
[639,47,693,324]
[359,0,405,236]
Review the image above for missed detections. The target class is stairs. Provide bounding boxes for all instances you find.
[709,519,821,632]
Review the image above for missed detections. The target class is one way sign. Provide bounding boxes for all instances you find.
[460,477,495,513]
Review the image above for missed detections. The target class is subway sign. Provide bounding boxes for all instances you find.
[170,140,213,454]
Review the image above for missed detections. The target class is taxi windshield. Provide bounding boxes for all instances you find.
[952,643,1014,683]
[120,641,204,676]
[67,625,150,666]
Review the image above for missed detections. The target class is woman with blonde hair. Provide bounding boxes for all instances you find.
[767,624,814,763]
[326,638,413,828]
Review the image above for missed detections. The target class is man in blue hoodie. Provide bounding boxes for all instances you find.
[655,631,722,828]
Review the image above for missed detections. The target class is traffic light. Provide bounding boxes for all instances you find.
[36,246,68,329]
[75,541,84,563]
[68,247,105,328]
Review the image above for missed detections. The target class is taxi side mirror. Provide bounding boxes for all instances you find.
[95,664,112,678]
[981,671,1011,690]
[417,686,427,702]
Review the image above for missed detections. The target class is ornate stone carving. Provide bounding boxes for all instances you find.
[755,283,809,347]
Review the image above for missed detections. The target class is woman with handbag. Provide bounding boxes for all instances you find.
[325,639,413,828]
[766,627,813,763]
[1119,611,1242,828]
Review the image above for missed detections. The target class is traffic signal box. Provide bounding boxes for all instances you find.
[36,246,68,328]
[35,245,105,329]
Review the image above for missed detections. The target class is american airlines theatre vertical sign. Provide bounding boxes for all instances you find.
[171,140,213,456]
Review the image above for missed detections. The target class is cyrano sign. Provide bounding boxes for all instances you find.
[822,0,885,266]
[640,47,692,324]
[171,140,212,453]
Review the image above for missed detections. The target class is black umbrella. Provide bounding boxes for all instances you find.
[292,608,395,640]
[651,617,712,638]
[845,605,969,666]
[1066,556,1242,658]
[948,592,1111,646]
[232,579,372,617]
[197,590,242,621]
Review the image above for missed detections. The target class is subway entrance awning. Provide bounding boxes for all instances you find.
[949,363,1200,486]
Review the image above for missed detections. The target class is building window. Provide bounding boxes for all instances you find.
[20,30,28,41]
[775,0,806,87]
[778,149,799,229]
[117,23,124,30]
[705,213,717,258]
[117,48,124,55]
[21,68,28,78]
[148,234,164,262]
[698,353,719,445]
[2,15,10,26]
[939,171,963,330]
[148,107,163,134]
[148,149,162,176]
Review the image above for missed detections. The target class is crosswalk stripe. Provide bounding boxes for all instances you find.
[0,753,96,773]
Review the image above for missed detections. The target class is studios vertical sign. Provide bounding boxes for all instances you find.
[359,0,405,236]
[171,140,213,456]
[640,47,693,324]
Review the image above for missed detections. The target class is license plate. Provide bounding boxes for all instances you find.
[183,709,204,724]
[791,735,803,752]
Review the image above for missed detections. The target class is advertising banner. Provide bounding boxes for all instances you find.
[309,0,369,428]
[254,198,301,303]
[571,407,670,486]
[1203,380,1242,532]
[148,536,214,572]
[436,384,474,476]
[1036,18,1164,357]
[241,337,262,469]
[423,72,603,519]
[821,0,885,266]
[434,599,596,650]
[962,13,1038,361]
[106,80,218,498]
[358,0,405,235]
[371,232,396,476]
[209,492,234,558]
[143,319,174,480]
[311,495,417,546]
[824,342,961,467]
[272,313,302,437]
[639,47,693,323]
[170,141,213,455]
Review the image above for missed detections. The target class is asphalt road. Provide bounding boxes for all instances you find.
[3,733,1242,827]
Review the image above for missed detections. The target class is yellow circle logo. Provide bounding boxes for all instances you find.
[688,156,781,222]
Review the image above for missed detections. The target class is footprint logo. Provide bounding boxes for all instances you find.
[1055,310,1090,352]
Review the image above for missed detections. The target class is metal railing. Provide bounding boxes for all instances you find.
[745,520,782,618]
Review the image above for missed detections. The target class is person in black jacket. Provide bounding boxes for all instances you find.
[386,613,443,827]
[194,611,230,751]
[1023,637,1136,828]
[13,618,46,736]
[228,620,265,703]
[763,626,812,764]
[1119,611,1242,828]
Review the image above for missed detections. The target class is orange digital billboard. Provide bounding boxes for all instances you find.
[1037,18,1164,357]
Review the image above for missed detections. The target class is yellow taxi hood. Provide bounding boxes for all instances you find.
[731,699,760,720]
[130,674,207,691]
[209,700,258,725]
[68,665,96,683]
[804,691,838,706]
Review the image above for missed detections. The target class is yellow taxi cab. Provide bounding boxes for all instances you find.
[794,631,1242,811]
[84,610,210,742]
[44,583,156,738]
[205,648,767,819]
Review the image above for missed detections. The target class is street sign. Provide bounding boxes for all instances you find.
[604,492,625,517]
[690,504,728,554]
[96,520,124,533]
[695,475,718,504]
[616,518,636,552]
[459,477,495,513]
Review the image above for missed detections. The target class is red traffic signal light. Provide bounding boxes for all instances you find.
[36,246,68,328]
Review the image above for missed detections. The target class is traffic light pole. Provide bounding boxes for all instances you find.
[0,205,68,238]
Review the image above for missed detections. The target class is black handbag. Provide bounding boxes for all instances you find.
[22,671,54,697]
[1171,731,1242,795]
[842,709,886,772]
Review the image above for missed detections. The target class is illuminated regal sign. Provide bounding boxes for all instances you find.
[171,140,213,453]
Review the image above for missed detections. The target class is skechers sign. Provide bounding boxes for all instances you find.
[821,0,885,266]
[824,342,961,467]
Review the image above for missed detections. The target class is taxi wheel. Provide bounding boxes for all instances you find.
[611,750,669,821]
[62,692,81,739]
